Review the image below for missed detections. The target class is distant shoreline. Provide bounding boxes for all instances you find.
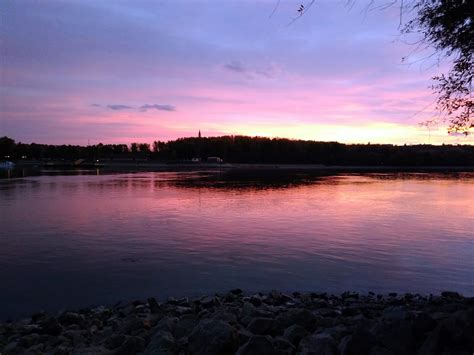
[11,161,474,172]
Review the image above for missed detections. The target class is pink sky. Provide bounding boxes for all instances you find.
[1,0,472,145]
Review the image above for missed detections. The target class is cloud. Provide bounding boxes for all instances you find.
[140,104,176,112]
[224,60,281,79]
[107,104,133,111]
[224,61,246,73]
[91,103,102,107]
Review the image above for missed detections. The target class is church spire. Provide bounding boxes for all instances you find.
[198,130,201,138]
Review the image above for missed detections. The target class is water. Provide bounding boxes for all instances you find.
[1,170,473,319]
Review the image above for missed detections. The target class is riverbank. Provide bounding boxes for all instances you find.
[1,291,472,354]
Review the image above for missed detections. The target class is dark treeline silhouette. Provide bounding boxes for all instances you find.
[1,136,474,166]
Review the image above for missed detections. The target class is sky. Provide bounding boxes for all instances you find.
[1,0,472,145]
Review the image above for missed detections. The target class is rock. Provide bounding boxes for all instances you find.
[113,336,146,355]
[298,333,338,355]
[382,306,408,321]
[2,341,20,355]
[413,312,437,340]
[249,295,262,307]
[240,302,257,326]
[71,345,109,354]
[40,316,62,336]
[24,343,45,354]
[441,291,462,299]
[120,317,144,334]
[154,317,178,335]
[236,335,277,355]
[62,330,87,347]
[104,334,126,349]
[283,324,309,345]
[238,328,253,344]
[247,317,275,335]
[18,333,40,348]
[273,336,296,353]
[175,317,198,339]
[373,320,415,354]
[59,312,85,326]
[211,309,238,324]
[144,331,175,355]
[338,328,374,355]
[200,296,220,309]
[230,288,243,295]
[188,319,239,355]
[276,308,318,332]
[147,297,160,313]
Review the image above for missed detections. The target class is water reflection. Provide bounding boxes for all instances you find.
[0,171,473,319]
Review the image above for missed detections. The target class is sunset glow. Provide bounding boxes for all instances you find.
[1,0,472,145]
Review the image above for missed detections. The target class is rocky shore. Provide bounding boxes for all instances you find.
[1,290,473,355]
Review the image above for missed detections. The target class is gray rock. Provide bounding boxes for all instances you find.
[236,335,277,355]
[147,297,160,314]
[298,333,338,355]
[382,306,408,321]
[71,346,109,354]
[276,308,318,331]
[113,336,146,355]
[247,317,275,335]
[273,336,296,354]
[144,331,175,355]
[188,319,239,355]
[154,316,178,335]
[240,302,257,326]
[18,333,40,348]
[59,312,85,326]
[283,324,309,345]
[200,296,220,309]
[211,309,238,324]
[104,334,126,349]
[40,316,62,336]
[339,328,374,355]
[175,317,198,339]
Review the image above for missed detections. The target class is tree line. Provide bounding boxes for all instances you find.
[2,135,474,166]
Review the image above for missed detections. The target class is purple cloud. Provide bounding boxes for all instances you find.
[140,104,176,112]
[107,104,133,111]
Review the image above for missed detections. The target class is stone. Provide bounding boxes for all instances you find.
[276,308,318,332]
[298,333,338,355]
[413,312,437,340]
[113,335,146,355]
[283,324,309,345]
[249,295,262,307]
[146,297,160,314]
[240,302,257,326]
[104,334,126,349]
[236,335,277,355]
[441,291,462,299]
[59,312,85,326]
[247,317,275,335]
[200,296,219,309]
[18,333,40,348]
[40,316,62,336]
[71,345,109,354]
[143,331,175,355]
[175,317,198,339]
[338,328,374,355]
[188,319,239,355]
[154,316,178,335]
[382,306,408,321]
[273,336,296,353]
